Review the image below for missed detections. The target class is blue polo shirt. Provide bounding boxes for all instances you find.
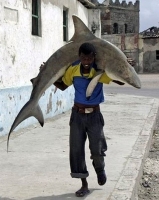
[62,60,112,105]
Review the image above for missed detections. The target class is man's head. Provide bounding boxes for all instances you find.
[79,43,96,69]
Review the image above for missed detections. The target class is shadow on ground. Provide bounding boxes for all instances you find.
[0,188,101,200]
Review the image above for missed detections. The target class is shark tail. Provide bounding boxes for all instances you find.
[7,100,44,152]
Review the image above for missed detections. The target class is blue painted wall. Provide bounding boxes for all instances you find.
[0,85,74,136]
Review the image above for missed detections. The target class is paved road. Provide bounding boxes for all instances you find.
[0,94,158,200]
[104,74,159,98]
[105,73,159,200]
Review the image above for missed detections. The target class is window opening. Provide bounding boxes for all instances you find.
[32,0,41,36]
[113,23,118,34]
[156,50,159,60]
[125,24,128,33]
[63,8,68,42]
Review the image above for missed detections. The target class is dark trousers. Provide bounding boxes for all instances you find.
[69,108,107,178]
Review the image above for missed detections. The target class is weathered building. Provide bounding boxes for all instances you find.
[139,27,159,73]
[98,0,140,72]
[0,0,101,136]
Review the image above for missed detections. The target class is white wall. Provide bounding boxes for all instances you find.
[0,0,90,136]
[88,9,101,38]
[0,0,89,89]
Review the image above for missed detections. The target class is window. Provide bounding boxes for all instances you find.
[113,23,118,34]
[125,24,128,34]
[63,8,68,42]
[32,0,41,36]
[156,50,159,60]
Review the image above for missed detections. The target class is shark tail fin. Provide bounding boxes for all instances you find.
[7,100,44,152]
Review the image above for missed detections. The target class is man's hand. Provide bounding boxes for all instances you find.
[112,80,125,85]
[127,57,135,66]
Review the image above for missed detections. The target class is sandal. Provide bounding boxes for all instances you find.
[75,188,90,197]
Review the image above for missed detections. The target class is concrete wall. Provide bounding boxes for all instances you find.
[88,9,101,38]
[138,35,144,73]
[138,35,159,73]
[0,0,92,136]
[142,38,159,73]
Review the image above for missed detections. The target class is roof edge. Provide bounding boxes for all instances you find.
[78,0,96,8]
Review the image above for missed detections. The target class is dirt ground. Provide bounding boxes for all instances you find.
[138,114,159,200]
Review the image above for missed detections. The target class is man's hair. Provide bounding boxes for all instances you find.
[79,42,96,56]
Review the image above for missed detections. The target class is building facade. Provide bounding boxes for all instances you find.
[0,0,100,136]
[139,27,159,73]
[98,0,140,72]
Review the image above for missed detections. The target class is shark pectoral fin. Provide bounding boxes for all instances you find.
[30,77,35,84]
[86,70,104,98]
[30,77,38,87]
[33,104,44,127]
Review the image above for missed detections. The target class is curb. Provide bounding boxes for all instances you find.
[108,98,159,200]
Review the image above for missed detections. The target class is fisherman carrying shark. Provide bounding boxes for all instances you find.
[40,42,125,197]
[7,15,141,198]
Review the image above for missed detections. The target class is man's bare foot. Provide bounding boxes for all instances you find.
[75,187,90,197]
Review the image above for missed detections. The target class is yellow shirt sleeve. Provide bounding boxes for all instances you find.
[99,72,112,84]
[62,66,73,86]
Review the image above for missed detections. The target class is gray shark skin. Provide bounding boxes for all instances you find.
[7,15,141,151]
[85,39,141,97]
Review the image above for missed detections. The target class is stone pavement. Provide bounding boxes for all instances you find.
[0,93,159,200]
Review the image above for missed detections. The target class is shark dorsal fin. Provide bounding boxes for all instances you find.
[70,15,96,42]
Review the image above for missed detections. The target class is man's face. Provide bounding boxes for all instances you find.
[79,52,95,69]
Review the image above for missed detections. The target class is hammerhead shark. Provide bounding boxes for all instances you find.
[7,15,141,151]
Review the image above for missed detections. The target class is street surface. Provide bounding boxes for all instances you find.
[0,74,158,200]
[104,74,159,98]
[105,74,159,200]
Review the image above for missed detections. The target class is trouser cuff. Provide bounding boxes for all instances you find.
[70,172,89,178]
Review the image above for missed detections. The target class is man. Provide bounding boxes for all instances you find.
[41,42,124,197]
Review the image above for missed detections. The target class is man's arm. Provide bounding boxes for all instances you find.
[54,81,68,91]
